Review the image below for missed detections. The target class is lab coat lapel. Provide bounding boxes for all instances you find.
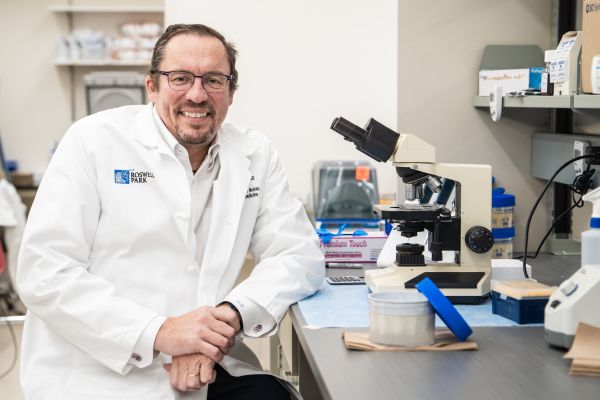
[198,135,250,305]
[133,106,192,245]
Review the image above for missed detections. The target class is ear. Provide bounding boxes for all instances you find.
[146,74,157,103]
[228,89,235,106]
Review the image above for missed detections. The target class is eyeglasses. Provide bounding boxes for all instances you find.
[153,70,233,93]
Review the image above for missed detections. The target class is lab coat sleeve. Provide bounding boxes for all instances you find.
[224,294,276,337]
[225,141,325,332]
[17,125,161,374]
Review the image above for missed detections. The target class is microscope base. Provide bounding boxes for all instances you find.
[365,265,491,304]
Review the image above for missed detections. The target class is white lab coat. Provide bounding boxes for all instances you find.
[16,104,325,399]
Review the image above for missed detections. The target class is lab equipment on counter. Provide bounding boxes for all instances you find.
[330,116,493,303]
[326,276,365,285]
[318,224,387,264]
[491,280,554,324]
[545,186,600,348]
[368,291,434,346]
[312,160,379,227]
[416,277,473,341]
[491,187,515,228]
[84,72,146,115]
[491,227,515,259]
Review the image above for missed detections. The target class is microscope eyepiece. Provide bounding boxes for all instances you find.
[330,116,400,162]
[331,117,368,146]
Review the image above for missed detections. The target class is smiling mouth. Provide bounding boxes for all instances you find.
[181,111,210,119]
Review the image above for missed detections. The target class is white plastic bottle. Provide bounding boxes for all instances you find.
[592,55,600,95]
[581,186,600,266]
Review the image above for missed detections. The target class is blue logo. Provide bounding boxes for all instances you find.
[114,170,130,184]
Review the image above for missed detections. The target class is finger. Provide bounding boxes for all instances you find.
[213,306,241,329]
[163,363,171,372]
[207,318,238,341]
[177,360,189,391]
[186,371,203,391]
[200,359,216,384]
[196,341,225,363]
[169,361,179,391]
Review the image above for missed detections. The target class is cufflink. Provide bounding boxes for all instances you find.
[253,324,262,334]
[131,353,142,362]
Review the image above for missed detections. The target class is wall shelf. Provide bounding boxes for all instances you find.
[572,95,600,109]
[55,59,150,67]
[49,5,164,13]
[474,94,600,110]
[473,95,572,109]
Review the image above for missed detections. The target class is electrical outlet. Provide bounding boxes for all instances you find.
[574,140,591,175]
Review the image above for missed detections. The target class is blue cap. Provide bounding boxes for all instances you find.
[415,277,473,341]
[492,191,515,207]
[591,217,600,229]
[492,227,515,239]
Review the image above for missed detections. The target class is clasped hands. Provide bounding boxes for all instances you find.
[154,304,241,392]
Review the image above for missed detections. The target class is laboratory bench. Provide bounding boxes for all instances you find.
[286,255,600,400]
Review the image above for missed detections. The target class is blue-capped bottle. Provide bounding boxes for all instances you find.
[582,186,600,267]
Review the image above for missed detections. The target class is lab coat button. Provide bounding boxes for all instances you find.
[253,324,262,334]
[175,212,189,220]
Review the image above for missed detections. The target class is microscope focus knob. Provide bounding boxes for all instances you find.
[464,226,494,253]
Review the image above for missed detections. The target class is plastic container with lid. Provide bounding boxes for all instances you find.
[491,227,515,259]
[492,187,516,228]
[368,292,434,346]
[582,186,600,266]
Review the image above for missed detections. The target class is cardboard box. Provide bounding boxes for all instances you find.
[582,1,600,93]
[550,31,582,95]
[319,233,387,263]
[10,172,34,187]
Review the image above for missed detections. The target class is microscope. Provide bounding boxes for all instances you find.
[330,117,493,304]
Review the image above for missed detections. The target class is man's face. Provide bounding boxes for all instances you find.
[146,34,234,147]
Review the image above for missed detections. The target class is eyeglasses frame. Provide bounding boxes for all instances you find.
[151,70,233,93]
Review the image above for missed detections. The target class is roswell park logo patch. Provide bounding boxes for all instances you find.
[114,169,155,184]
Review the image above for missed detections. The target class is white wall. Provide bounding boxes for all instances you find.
[166,0,399,207]
[397,0,555,251]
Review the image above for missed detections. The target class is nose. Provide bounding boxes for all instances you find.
[185,78,209,103]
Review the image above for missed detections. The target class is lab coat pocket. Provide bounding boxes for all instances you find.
[65,360,162,397]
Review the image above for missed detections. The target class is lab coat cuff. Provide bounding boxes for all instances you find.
[128,315,167,368]
[223,295,276,337]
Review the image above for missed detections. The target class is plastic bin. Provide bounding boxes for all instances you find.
[491,291,548,324]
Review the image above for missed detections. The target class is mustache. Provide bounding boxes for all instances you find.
[177,101,214,114]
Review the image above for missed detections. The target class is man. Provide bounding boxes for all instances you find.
[17,24,324,399]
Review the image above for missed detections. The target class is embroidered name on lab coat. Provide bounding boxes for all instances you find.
[245,186,260,198]
[114,169,156,184]
[245,175,260,198]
